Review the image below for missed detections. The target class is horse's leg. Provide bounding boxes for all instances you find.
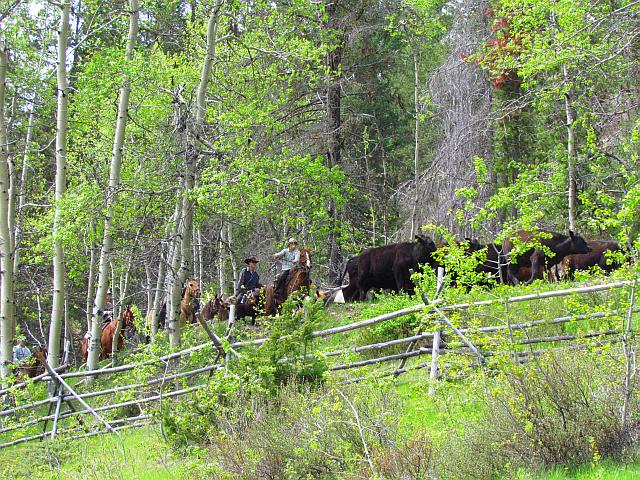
[527,250,544,284]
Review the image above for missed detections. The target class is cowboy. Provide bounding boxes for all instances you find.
[272,238,300,298]
[235,256,263,304]
[13,338,31,365]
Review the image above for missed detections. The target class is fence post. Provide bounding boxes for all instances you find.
[428,267,445,394]
[395,267,445,378]
[225,304,236,365]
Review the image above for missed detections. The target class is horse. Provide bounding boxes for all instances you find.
[145,278,201,333]
[180,278,201,327]
[201,290,264,325]
[264,247,313,316]
[82,307,135,361]
[17,346,47,379]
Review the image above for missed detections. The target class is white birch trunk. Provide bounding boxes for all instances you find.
[197,227,203,283]
[167,2,222,347]
[87,0,139,373]
[48,1,71,369]
[167,192,184,348]
[12,100,35,275]
[85,237,97,332]
[218,225,225,293]
[149,253,166,341]
[410,50,420,238]
[0,37,15,379]
[563,63,577,232]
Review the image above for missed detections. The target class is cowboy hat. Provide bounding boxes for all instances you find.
[244,256,259,264]
[287,237,297,244]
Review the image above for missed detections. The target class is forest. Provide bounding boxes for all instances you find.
[1,0,640,478]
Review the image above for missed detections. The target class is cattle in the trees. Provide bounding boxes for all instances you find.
[349,235,437,300]
[502,230,591,285]
[563,240,621,279]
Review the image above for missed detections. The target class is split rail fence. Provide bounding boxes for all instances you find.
[1,278,637,449]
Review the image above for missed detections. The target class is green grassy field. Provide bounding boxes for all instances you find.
[2,272,639,479]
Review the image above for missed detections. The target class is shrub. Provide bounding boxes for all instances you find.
[440,350,636,478]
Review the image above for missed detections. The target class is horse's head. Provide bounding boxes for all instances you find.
[185,278,201,299]
[121,307,136,332]
[298,248,312,271]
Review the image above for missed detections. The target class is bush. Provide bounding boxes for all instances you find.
[440,350,636,478]
[205,380,436,479]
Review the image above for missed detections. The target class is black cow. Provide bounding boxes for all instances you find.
[564,240,620,280]
[349,235,437,300]
[502,230,591,285]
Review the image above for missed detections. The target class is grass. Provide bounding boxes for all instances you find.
[1,270,639,478]
[0,425,182,480]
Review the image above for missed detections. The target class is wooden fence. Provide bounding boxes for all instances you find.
[0,279,637,449]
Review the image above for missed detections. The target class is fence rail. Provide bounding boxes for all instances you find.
[1,279,636,449]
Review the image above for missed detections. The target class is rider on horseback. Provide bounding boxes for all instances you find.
[235,256,263,304]
[272,238,300,299]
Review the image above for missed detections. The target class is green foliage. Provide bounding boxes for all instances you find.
[440,351,634,478]
[234,296,329,395]
[357,292,421,346]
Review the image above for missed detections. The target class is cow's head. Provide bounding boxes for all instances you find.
[569,231,592,254]
[415,234,436,249]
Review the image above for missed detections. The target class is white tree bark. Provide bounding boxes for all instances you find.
[149,251,166,341]
[85,240,97,332]
[48,0,71,369]
[563,63,577,232]
[0,37,15,379]
[87,0,139,373]
[410,50,420,238]
[167,2,222,348]
[167,189,184,348]
[12,99,35,275]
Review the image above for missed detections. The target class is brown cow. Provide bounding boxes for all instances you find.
[563,240,620,280]
[503,230,591,285]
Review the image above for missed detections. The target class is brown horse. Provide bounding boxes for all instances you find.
[17,346,47,379]
[264,248,313,316]
[180,278,201,327]
[82,307,135,361]
[201,290,264,324]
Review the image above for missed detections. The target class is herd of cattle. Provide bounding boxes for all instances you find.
[324,230,622,302]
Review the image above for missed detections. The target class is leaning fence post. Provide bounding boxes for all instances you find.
[395,267,445,378]
[429,329,441,395]
[50,384,64,440]
[42,361,119,435]
[225,304,237,365]
[429,267,445,394]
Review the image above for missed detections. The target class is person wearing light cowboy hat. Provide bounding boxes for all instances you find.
[234,256,263,304]
[272,238,300,299]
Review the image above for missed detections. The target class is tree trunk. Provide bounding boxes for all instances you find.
[563,63,577,232]
[13,99,35,275]
[0,37,15,380]
[87,0,139,373]
[196,227,203,282]
[218,224,225,294]
[325,0,343,283]
[167,2,222,348]
[47,0,71,369]
[410,50,420,238]
[167,189,184,349]
[149,252,166,341]
[85,239,97,333]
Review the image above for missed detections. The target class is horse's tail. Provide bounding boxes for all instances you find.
[264,285,276,316]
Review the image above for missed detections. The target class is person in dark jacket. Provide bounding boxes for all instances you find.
[235,256,263,304]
